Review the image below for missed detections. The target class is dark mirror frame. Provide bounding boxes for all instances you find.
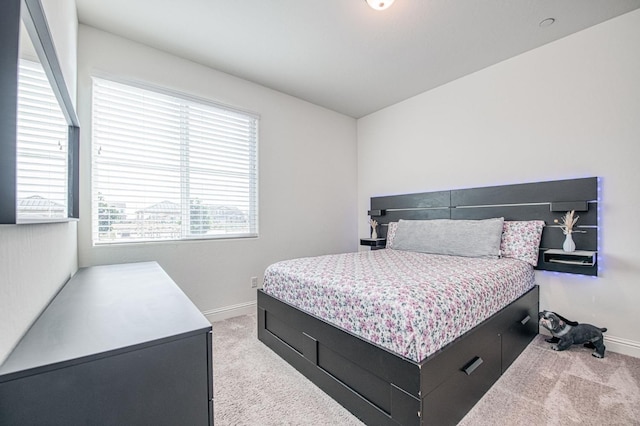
[0,0,79,224]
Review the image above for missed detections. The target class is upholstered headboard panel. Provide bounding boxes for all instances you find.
[369,177,599,275]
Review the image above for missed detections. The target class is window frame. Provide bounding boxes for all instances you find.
[0,0,80,224]
[90,76,259,245]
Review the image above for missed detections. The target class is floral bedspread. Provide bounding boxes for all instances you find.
[262,249,535,362]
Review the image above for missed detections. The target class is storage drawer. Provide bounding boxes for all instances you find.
[486,286,538,335]
[420,334,501,426]
[498,287,539,372]
[502,322,536,374]
[419,316,502,397]
[501,317,538,372]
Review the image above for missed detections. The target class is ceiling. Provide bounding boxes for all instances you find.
[75,0,640,118]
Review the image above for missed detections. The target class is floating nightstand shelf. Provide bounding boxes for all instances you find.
[541,249,598,276]
[544,249,596,266]
[360,238,386,250]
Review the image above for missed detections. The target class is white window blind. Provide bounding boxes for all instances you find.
[92,78,258,244]
[16,59,69,220]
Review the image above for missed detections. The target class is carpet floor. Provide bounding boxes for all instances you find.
[212,314,640,425]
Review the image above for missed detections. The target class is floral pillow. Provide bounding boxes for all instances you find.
[386,222,398,249]
[500,221,545,266]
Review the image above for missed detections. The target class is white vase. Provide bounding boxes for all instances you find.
[563,233,576,252]
[371,228,377,239]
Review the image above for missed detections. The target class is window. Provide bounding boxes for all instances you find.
[92,78,259,244]
[16,59,69,220]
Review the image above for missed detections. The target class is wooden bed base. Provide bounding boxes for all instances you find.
[256,177,598,424]
[258,285,539,425]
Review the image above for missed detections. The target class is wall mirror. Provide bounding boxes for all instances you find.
[1,0,79,224]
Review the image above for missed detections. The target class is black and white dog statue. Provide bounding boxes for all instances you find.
[538,310,608,358]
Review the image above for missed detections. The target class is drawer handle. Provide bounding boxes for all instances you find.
[520,315,531,325]
[462,356,483,376]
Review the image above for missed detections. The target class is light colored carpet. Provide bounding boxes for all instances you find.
[460,336,640,425]
[212,314,640,425]
[212,314,363,425]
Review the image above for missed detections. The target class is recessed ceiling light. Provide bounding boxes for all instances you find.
[365,0,395,11]
[539,18,556,27]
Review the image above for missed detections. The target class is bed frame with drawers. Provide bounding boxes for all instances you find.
[258,177,598,425]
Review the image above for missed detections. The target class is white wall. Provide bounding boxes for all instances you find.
[76,26,358,320]
[41,0,78,104]
[0,0,78,364]
[358,10,640,356]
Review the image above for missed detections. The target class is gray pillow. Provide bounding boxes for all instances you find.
[392,218,504,258]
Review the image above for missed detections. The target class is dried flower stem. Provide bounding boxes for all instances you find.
[555,210,579,235]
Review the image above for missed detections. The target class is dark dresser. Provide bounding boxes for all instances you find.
[0,262,213,425]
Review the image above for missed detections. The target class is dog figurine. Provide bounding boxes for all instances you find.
[538,311,607,358]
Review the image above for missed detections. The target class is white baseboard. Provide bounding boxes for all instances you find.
[604,335,640,358]
[202,301,257,324]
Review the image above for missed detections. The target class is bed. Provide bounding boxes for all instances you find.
[257,177,598,425]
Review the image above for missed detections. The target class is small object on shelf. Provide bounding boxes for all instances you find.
[554,210,583,253]
[370,219,378,239]
[562,233,576,252]
[543,249,597,267]
[360,238,386,249]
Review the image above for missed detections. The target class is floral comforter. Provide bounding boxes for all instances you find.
[262,249,535,362]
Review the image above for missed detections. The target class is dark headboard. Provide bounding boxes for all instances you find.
[369,177,599,276]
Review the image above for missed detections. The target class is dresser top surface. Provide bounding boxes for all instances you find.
[0,262,211,381]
